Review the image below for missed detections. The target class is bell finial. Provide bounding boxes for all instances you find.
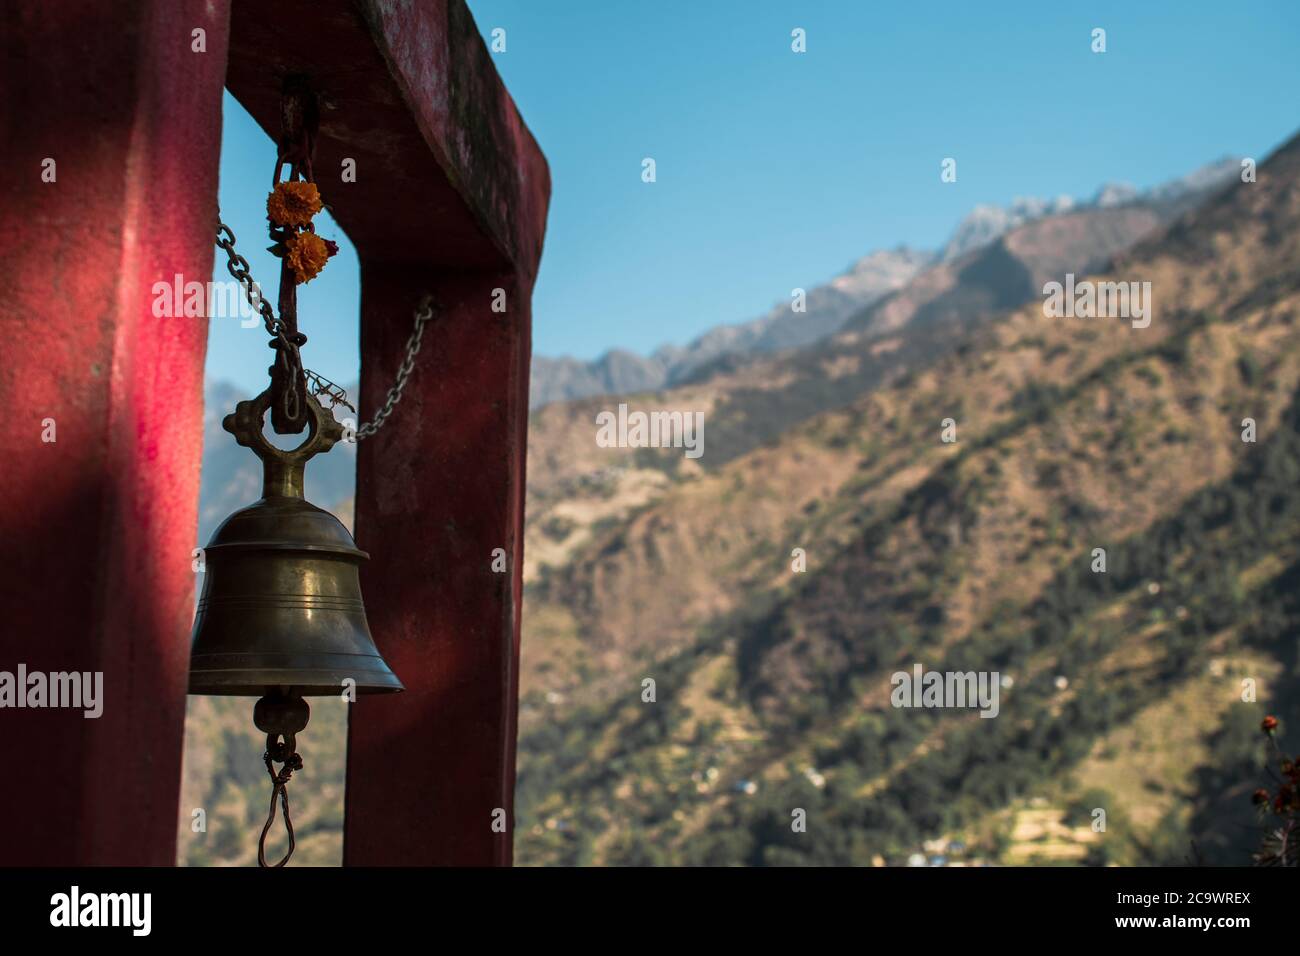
[223,388,344,498]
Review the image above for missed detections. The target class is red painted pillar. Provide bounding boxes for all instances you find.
[0,0,230,863]
[346,266,533,865]
[223,0,549,865]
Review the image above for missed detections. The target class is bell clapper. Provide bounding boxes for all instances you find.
[253,689,310,868]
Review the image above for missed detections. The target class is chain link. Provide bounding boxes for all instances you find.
[213,217,433,442]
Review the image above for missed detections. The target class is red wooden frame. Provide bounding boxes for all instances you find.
[0,0,547,866]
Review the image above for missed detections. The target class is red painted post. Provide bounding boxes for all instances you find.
[224,0,549,864]
[348,267,534,865]
[0,0,230,864]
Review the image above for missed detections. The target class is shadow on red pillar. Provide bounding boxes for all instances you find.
[0,0,230,864]
[348,266,533,865]
[224,0,549,865]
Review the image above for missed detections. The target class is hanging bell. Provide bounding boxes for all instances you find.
[189,389,403,698]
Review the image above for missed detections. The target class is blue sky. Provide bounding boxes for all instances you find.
[207,0,1300,394]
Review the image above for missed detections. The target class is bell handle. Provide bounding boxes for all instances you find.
[223,388,344,498]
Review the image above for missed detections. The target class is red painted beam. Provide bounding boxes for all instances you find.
[224,0,548,865]
[0,0,230,864]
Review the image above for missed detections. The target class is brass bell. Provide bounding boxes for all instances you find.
[189,389,403,698]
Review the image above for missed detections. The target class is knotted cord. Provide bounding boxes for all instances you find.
[257,734,303,868]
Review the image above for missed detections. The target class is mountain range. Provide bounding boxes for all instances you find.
[528,157,1242,409]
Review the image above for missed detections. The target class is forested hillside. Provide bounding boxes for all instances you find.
[515,134,1300,866]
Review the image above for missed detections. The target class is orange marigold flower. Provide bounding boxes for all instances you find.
[1263,715,1280,734]
[284,231,330,284]
[267,181,323,228]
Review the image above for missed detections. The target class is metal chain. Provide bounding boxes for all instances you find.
[215,219,279,335]
[214,217,434,442]
[355,293,434,440]
[216,217,305,428]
